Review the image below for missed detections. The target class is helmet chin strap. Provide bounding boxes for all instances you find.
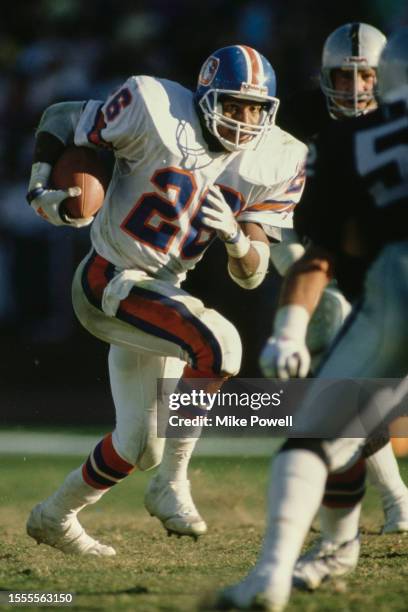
[328,95,377,119]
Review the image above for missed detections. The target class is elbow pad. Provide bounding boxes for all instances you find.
[228,241,270,289]
[37,101,86,146]
[269,241,305,276]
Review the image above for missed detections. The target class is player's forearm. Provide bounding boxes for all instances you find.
[228,241,260,277]
[226,222,270,289]
[27,102,94,229]
[279,246,335,315]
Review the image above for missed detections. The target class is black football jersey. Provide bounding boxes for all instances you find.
[277,88,333,143]
[294,97,408,300]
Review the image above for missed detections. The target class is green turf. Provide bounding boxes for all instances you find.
[1,455,408,611]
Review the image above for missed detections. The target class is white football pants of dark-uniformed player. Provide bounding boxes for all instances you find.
[297,241,408,469]
[219,242,408,609]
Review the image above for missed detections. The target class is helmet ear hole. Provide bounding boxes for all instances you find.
[195,45,280,151]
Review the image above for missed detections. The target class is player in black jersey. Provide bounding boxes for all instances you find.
[278,22,386,142]
[270,22,387,346]
[216,28,408,611]
[269,22,408,556]
[270,23,387,359]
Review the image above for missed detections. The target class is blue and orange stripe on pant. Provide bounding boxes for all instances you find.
[81,251,225,377]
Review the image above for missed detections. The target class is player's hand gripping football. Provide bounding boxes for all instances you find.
[259,305,311,379]
[201,185,239,241]
[27,162,93,228]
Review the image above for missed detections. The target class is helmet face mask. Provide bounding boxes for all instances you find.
[322,65,378,118]
[320,22,387,119]
[195,46,280,151]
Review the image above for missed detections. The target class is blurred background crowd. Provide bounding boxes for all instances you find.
[1,0,407,425]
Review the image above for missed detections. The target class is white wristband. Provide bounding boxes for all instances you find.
[224,230,251,258]
[274,304,310,341]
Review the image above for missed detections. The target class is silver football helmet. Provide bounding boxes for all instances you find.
[377,27,408,102]
[321,22,387,118]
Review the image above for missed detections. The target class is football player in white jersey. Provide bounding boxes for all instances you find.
[25,45,307,555]
[217,29,408,610]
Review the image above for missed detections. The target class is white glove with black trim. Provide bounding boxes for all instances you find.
[201,185,239,241]
[27,162,93,228]
[260,305,311,379]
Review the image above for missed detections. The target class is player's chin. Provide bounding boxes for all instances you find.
[219,128,253,145]
[359,100,376,112]
[239,135,254,144]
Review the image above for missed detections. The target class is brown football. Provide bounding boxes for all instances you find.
[51,146,109,219]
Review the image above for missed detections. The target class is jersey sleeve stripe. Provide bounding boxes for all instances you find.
[246,201,296,212]
[87,104,113,149]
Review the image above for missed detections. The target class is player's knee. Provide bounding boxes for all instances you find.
[323,457,366,507]
[113,435,163,470]
[214,315,242,376]
[193,307,242,376]
[279,438,330,467]
[135,440,164,471]
[111,429,143,467]
[108,344,140,374]
[280,436,365,474]
[322,438,365,472]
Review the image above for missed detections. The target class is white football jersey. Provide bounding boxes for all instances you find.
[75,76,307,284]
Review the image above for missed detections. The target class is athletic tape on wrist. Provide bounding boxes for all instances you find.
[274,304,310,341]
[224,230,251,258]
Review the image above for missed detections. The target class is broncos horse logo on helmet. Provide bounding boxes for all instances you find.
[195,45,279,151]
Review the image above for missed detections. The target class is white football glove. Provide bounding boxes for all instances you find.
[259,305,311,380]
[260,336,311,379]
[201,185,239,241]
[27,162,93,228]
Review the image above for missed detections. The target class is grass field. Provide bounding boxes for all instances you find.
[1,454,408,611]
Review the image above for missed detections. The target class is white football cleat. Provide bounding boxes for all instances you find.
[27,503,116,556]
[293,535,360,590]
[144,475,207,539]
[382,494,408,533]
[215,566,290,611]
